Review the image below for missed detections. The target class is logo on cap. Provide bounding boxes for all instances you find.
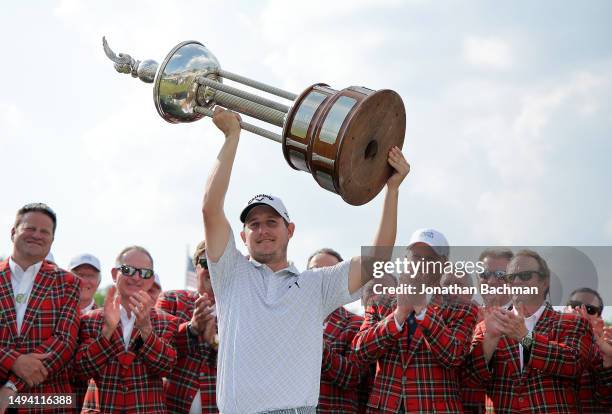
[248,194,274,204]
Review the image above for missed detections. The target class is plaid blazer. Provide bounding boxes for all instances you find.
[156,289,218,414]
[465,303,593,413]
[318,306,366,414]
[75,306,178,414]
[352,298,478,414]
[70,303,99,413]
[0,259,80,413]
[460,307,486,414]
[577,343,612,413]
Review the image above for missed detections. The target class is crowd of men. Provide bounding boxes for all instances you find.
[0,108,611,413]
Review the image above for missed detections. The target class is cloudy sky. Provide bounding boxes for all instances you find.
[1,1,610,316]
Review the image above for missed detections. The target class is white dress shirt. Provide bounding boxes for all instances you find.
[81,300,96,315]
[9,258,42,335]
[515,304,546,370]
[119,305,137,351]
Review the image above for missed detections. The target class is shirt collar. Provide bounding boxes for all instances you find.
[119,304,136,322]
[8,257,43,278]
[81,300,96,314]
[514,303,546,324]
[249,258,300,276]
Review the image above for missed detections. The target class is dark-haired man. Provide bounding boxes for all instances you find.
[202,108,409,413]
[564,287,612,413]
[0,203,80,414]
[307,249,365,414]
[157,240,218,413]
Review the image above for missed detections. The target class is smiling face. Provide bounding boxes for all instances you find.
[11,212,54,264]
[240,205,295,265]
[112,249,155,300]
[507,254,549,305]
[72,264,101,308]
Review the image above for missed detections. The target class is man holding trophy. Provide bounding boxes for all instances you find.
[202,107,409,414]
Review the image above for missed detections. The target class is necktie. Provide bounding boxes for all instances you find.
[406,312,417,345]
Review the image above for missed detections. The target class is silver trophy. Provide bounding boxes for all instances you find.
[103,37,405,205]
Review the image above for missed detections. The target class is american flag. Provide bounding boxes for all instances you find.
[185,251,197,290]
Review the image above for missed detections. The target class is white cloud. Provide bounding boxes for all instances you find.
[463,35,513,70]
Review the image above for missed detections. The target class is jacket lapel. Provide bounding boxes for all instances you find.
[0,260,18,339]
[20,262,55,338]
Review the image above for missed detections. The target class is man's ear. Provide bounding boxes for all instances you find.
[287,222,295,239]
[111,268,118,283]
[240,230,247,244]
[10,227,15,242]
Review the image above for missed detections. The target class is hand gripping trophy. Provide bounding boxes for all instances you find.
[103,37,405,205]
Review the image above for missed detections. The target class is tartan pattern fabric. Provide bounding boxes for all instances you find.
[352,298,478,414]
[465,303,593,413]
[71,303,98,413]
[0,259,80,414]
[156,289,218,413]
[577,343,612,413]
[317,306,366,414]
[460,307,486,414]
[75,306,178,414]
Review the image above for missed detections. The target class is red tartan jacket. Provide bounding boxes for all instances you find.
[0,259,80,414]
[156,289,219,414]
[465,303,593,414]
[318,306,366,414]
[577,343,612,413]
[352,299,478,414]
[75,306,178,414]
[71,302,98,412]
[460,307,486,414]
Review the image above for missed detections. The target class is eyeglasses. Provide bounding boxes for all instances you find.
[116,264,154,280]
[478,270,507,280]
[197,257,208,270]
[505,270,544,283]
[567,300,602,316]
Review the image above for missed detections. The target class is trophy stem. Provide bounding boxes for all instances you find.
[197,76,291,114]
[194,106,283,143]
[201,89,286,127]
[217,69,298,101]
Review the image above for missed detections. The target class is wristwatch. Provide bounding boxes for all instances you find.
[3,380,17,393]
[520,330,534,349]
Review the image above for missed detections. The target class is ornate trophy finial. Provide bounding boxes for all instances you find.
[102,36,158,83]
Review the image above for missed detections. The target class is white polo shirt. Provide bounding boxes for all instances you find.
[208,227,360,414]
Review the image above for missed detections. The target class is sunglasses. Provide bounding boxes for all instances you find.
[567,300,602,316]
[116,264,154,280]
[197,257,208,270]
[505,270,544,283]
[478,270,507,280]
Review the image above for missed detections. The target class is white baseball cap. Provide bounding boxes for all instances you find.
[68,253,101,272]
[239,194,291,223]
[408,228,450,258]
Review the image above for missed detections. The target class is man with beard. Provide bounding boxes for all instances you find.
[0,203,80,414]
[202,108,410,414]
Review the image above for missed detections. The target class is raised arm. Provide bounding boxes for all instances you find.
[348,146,410,294]
[202,107,242,261]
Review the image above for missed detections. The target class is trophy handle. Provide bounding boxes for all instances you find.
[194,106,282,143]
